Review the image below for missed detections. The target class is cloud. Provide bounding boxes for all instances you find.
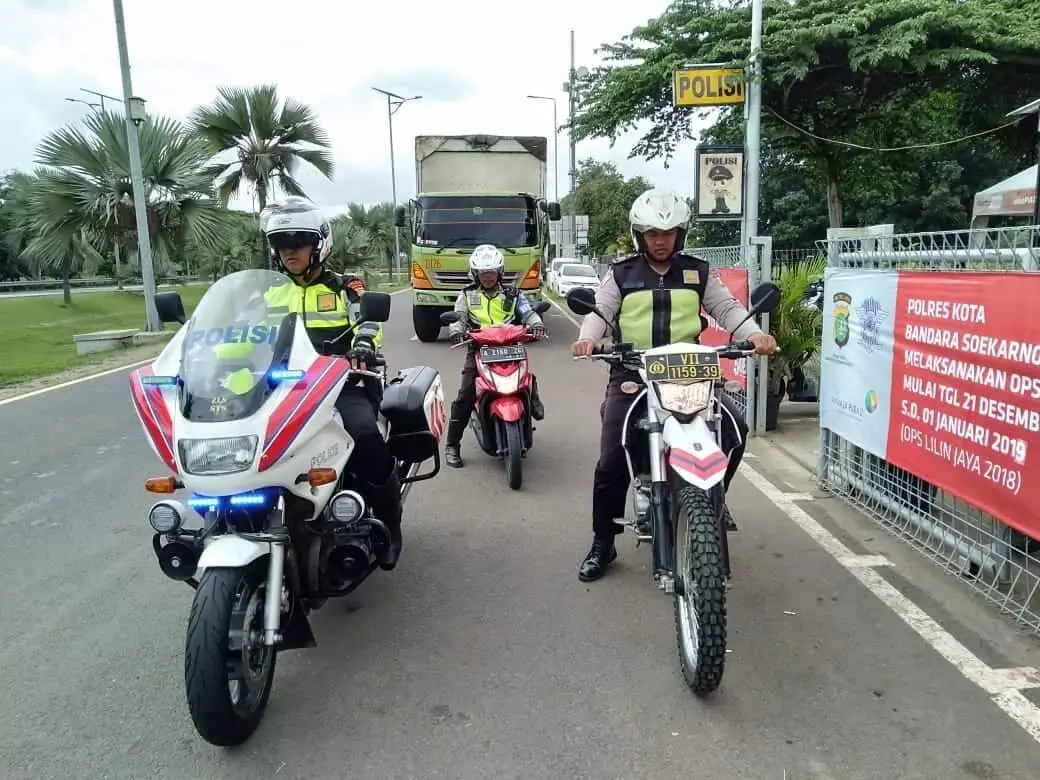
[3,0,717,210]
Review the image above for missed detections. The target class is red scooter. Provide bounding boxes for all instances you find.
[440,302,550,490]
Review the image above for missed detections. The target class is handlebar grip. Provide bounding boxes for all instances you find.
[728,340,755,352]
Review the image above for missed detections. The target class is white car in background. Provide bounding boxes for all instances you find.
[546,257,579,292]
[554,263,602,296]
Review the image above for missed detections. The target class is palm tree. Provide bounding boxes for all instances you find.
[189,84,334,213]
[26,109,228,303]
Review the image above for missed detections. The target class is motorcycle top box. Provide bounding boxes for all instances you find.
[382,364,447,464]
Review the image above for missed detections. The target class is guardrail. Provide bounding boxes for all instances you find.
[0,276,201,293]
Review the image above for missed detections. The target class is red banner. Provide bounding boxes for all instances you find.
[884,271,1040,538]
[699,267,750,388]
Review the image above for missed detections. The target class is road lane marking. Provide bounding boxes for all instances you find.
[0,287,410,407]
[742,462,1040,744]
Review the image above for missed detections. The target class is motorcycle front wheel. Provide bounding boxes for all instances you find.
[672,484,727,696]
[503,420,524,490]
[185,564,277,746]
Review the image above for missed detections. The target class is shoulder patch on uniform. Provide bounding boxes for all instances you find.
[316,292,338,312]
[682,269,700,285]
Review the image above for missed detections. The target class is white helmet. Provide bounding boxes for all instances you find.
[260,196,333,268]
[629,188,690,256]
[468,244,505,284]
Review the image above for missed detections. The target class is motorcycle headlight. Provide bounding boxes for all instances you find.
[178,435,258,476]
[654,381,712,416]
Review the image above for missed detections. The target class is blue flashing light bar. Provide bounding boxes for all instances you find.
[141,375,179,386]
[269,369,305,382]
[187,492,272,511]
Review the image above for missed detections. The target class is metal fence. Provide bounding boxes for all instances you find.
[695,241,771,433]
[816,224,1040,635]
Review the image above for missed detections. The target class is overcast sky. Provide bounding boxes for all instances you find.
[1,0,715,216]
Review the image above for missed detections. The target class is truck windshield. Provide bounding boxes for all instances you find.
[417,195,538,248]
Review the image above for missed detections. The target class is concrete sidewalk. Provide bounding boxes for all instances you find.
[764,400,821,475]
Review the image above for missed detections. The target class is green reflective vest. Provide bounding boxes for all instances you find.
[465,288,518,327]
[264,274,384,353]
[612,254,709,350]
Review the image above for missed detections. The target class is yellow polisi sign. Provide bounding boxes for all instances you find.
[672,67,745,107]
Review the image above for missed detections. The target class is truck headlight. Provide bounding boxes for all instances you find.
[178,435,258,475]
[654,381,712,416]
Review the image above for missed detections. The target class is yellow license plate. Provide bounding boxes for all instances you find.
[644,351,721,382]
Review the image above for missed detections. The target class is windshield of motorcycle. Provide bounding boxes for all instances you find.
[178,269,300,423]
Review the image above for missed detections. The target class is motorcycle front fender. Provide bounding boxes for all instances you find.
[489,395,524,422]
[661,414,729,490]
[196,535,271,572]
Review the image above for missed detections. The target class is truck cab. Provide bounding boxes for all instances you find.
[394,135,561,342]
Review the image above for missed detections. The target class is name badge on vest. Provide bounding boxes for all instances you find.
[682,269,699,285]
[316,293,337,312]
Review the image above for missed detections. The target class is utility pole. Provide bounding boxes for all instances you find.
[743,0,764,250]
[372,87,422,277]
[112,0,160,331]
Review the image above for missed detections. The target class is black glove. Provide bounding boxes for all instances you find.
[529,325,547,340]
[450,332,466,346]
[348,336,377,368]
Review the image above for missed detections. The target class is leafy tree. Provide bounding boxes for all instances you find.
[572,0,1040,228]
[560,160,653,255]
[0,171,36,280]
[190,84,334,213]
[25,109,228,302]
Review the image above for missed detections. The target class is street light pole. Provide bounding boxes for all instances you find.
[80,88,120,112]
[372,87,422,278]
[112,0,161,332]
[743,0,764,247]
[526,95,559,202]
[66,95,125,289]
[564,31,589,259]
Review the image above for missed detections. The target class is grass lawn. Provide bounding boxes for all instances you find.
[0,286,207,387]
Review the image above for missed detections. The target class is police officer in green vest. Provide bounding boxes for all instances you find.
[444,244,547,468]
[260,197,403,570]
[570,189,777,582]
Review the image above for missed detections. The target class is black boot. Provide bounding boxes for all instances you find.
[578,535,617,582]
[530,379,545,421]
[367,472,403,571]
[722,503,737,531]
[444,418,466,469]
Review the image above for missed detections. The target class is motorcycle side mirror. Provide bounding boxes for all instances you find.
[546,201,562,222]
[749,282,781,316]
[531,300,551,315]
[565,287,597,315]
[724,282,783,337]
[440,311,460,325]
[393,205,407,228]
[358,291,392,323]
[566,287,618,338]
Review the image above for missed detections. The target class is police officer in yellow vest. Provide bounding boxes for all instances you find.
[570,189,778,582]
[260,197,402,570]
[444,244,547,468]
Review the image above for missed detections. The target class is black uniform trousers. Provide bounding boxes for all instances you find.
[591,374,748,538]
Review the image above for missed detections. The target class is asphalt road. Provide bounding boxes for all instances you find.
[1,294,1039,779]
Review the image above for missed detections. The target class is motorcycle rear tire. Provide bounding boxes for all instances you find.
[185,565,277,747]
[672,484,727,696]
[504,421,524,490]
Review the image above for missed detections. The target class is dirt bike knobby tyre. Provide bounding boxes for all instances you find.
[673,484,727,696]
